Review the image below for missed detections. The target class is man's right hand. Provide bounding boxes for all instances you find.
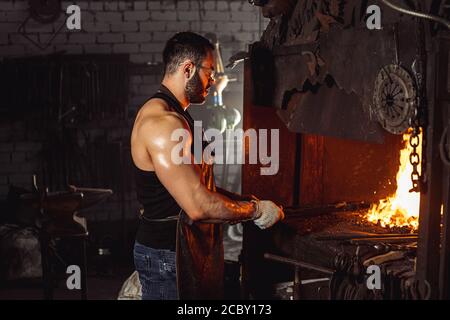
[253,200,285,230]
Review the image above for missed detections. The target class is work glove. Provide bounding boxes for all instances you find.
[253,200,285,230]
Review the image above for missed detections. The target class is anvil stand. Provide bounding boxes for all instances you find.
[31,188,89,300]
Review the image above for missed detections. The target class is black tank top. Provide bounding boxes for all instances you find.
[134,86,198,251]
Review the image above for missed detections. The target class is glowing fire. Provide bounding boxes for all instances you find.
[366,130,422,231]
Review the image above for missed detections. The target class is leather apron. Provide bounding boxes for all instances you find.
[152,87,224,300]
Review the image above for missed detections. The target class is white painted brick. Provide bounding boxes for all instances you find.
[130,75,142,84]
[234,32,253,42]
[129,53,153,64]
[124,11,150,21]
[104,1,118,11]
[119,1,133,10]
[81,10,96,22]
[95,12,122,23]
[166,21,190,31]
[54,44,83,54]
[243,22,261,31]
[0,23,20,32]
[151,11,177,21]
[230,1,243,11]
[217,1,229,11]
[113,43,139,53]
[176,1,190,10]
[231,11,258,22]
[82,22,110,32]
[203,11,231,21]
[140,21,166,31]
[153,52,162,62]
[189,21,200,31]
[160,1,176,10]
[84,44,112,54]
[0,45,26,56]
[134,1,147,10]
[13,1,28,10]
[125,32,152,43]
[90,1,104,11]
[140,42,165,53]
[139,84,160,95]
[42,33,67,44]
[111,22,139,32]
[61,1,76,8]
[152,31,173,42]
[130,83,140,94]
[62,1,88,9]
[223,22,242,32]
[0,1,14,10]
[69,33,96,44]
[142,75,160,84]
[148,1,161,10]
[200,22,216,33]
[242,2,258,11]
[0,10,28,22]
[130,94,151,107]
[97,33,123,43]
[177,11,200,21]
[218,34,233,43]
[10,33,38,45]
[203,1,216,10]
[190,1,199,9]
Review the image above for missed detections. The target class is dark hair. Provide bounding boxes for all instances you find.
[162,32,214,75]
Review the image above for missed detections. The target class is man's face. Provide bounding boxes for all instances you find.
[185,50,215,104]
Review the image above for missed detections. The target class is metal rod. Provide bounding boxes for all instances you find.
[315,233,418,241]
[284,201,371,218]
[350,236,418,244]
[264,253,334,275]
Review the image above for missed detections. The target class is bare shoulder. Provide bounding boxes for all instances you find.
[135,98,189,145]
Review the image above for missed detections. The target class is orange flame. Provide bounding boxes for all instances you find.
[366,130,422,231]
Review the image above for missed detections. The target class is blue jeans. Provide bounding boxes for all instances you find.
[133,242,177,300]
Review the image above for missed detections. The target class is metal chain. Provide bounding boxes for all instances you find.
[409,5,427,193]
[409,127,421,192]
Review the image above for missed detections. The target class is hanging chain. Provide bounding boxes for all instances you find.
[409,126,421,192]
[409,6,427,193]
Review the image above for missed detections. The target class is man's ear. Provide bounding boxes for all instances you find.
[183,62,196,80]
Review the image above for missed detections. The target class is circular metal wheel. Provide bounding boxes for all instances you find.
[29,0,61,24]
[372,64,417,135]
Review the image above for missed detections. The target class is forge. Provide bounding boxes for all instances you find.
[240,0,450,300]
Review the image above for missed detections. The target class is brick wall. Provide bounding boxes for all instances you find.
[0,0,268,222]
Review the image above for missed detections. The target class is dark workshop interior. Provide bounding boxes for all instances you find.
[1,0,450,301]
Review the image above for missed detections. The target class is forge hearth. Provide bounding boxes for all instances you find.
[242,208,419,300]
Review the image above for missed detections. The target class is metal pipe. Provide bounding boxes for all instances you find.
[264,253,334,275]
[380,0,450,29]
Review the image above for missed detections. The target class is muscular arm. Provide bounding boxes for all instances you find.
[216,187,257,202]
[142,114,258,223]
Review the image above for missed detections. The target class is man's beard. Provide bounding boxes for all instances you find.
[185,71,208,104]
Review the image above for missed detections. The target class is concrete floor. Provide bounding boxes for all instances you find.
[0,231,243,300]
[0,270,132,300]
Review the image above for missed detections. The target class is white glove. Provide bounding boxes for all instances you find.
[253,200,285,229]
